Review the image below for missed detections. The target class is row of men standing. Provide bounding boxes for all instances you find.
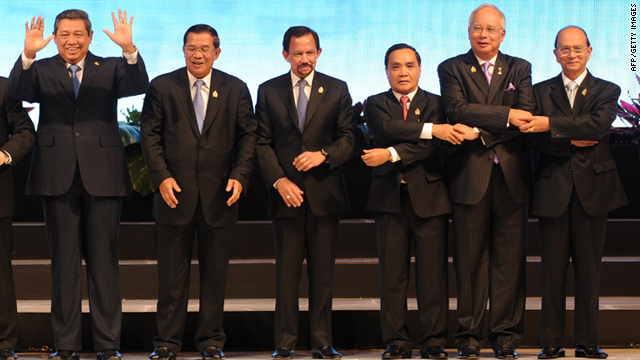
[0,4,628,360]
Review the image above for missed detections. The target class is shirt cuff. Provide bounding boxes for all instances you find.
[273,177,285,189]
[419,123,433,139]
[1,150,12,165]
[21,51,35,70]
[388,147,401,163]
[123,48,139,65]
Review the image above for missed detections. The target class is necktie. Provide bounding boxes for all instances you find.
[297,79,308,134]
[400,96,410,183]
[69,64,80,98]
[193,79,205,134]
[482,62,492,85]
[566,81,578,108]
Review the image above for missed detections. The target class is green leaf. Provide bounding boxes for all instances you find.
[124,143,154,196]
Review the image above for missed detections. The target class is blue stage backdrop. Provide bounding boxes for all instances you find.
[0,0,635,127]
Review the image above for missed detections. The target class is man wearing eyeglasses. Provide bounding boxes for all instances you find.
[519,26,627,360]
[437,4,534,359]
[140,24,256,360]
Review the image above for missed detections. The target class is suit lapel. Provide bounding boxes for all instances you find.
[549,74,573,116]
[383,90,403,121]
[407,89,427,122]
[47,55,76,102]
[304,72,325,129]
[276,73,298,132]
[573,71,594,115]
[201,69,224,135]
[176,69,201,137]
[463,50,490,98]
[76,52,98,103]
[487,52,508,104]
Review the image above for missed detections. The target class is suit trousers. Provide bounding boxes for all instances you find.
[42,167,123,351]
[0,216,18,350]
[451,164,527,351]
[376,189,449,354]
[154,200,233,354]
[273,204,339,349]
[539,188,607,348]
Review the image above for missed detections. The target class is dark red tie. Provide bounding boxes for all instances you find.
[400,96,409,183]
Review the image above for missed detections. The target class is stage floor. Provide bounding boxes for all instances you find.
[12,349,640,360]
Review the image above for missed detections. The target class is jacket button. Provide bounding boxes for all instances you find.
[75,132,80,137]
[301,146,306,152]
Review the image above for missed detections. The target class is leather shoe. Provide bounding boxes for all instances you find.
[272,348,294,359]
[575,345,607,359]
[0,349,18,360]
[495,346,518,359]
[49,351,80,360]
[538,347,565,359]
[382,345,411,359]
[202,346,225,360]
[312,346,342,359]
[97,350,122,360]
[422,346,448,359]
[458,346,479,359]
[149,347,176,360]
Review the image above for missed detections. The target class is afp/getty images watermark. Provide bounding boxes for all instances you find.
[632,3,637,71]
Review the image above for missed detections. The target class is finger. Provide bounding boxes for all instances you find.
[119,9,124,24]
[103,29,114,39]
[173,183,182,193]
[26,21,30,33]
[44,34,54,44]
[111,11,117,26]
[129,14,134,27]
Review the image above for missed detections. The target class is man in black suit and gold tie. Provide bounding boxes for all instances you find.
[518,26,627,360]
[0,77,35,360]
[256,26,356,360]
[7,9,148,360]
[437,4,535,359]
[141,24,256,360]
[362,44,474,360]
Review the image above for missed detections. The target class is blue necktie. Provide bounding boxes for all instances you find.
[297,79,308,134]
[69,64,80,98]
[193,79,205,134]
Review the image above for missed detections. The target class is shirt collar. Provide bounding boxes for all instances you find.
[392,87,419,103]
[474,53,498,67]
[187,69,212,89]
[290,70,315,88]
[561,69,588,88]
[65,56,87,70]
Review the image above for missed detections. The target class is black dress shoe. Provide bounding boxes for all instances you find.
[203,346,225,360]
[382,345,411,359]
[575,345,607,359]
[495,346,518,359]
[98,350,122,360]
[312,346,342,359]
[458,346,479,359]
[49,351,80,360]
[272,348,294,359]
[150,347,177,360]
[538,347,565,359]
[422,346,448,359]
[0,349,18,360]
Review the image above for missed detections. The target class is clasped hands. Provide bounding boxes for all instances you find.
[159,177,243,208]
[275,151,327,207]
[514,109,597,147]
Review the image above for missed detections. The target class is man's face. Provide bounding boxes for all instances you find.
[283,33,322,79]
[553,27,592,80]
[54,19,93,64]
[468,7,505,61]
[385,48,421,95]
[183,32,221,79]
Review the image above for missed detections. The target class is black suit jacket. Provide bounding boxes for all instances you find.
[7,51,149,197]
[256,71,356,218]
[365,88,451,218]
[438,50,535,205]
[141,68,256,227]
[529,72,627,217]
[0,77,35,217]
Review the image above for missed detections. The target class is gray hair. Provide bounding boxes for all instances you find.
[468,3,506,30]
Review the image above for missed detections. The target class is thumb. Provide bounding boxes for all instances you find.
[173,182,182,193]
[226,181,233,192]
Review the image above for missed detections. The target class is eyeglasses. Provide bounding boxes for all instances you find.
[470,25,503,35]
[185,47,215,55]
[557,47,587,56]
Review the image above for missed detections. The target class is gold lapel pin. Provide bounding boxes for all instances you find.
[471,66,476,73]
[497,67,502,75]
[318,86,324,94]
[415,109,420,116]
[582,89,587,96]
[212,91,218,98]
[94,62,99,66]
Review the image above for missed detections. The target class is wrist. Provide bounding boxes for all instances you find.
[122,44,136,54]
[320,148,329,161]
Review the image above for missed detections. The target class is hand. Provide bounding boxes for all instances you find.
[361,148,392,167]
[571,140,598,147]
[508,109,533,127]
[24,15,55,59]
[226,179,243,206]
[519,116,550,133]
[293,151,325,172]
[159,177,181,208]
[452,123,479,141]
[0,152,6,166]
[276,178,304,207]
[433,124,465,144]
[102,9,135,53]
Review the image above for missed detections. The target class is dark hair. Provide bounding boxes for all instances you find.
[282,26,320,52]
[54,9,91,35]
[183,24,220,48]
[554,25,591,49]
[384,43,421,68]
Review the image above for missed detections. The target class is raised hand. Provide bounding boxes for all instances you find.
[24,15,55,59]
[102,9,135,53]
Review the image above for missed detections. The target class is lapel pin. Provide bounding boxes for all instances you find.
[318,86,324,94]
[497,67,502,75]
[212,91,218,98]
[94,62,99,66]
[415,109,420,116]
[471,66,476,73]
[582,89,587,96]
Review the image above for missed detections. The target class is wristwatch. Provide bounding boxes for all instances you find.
[320,148,329,160]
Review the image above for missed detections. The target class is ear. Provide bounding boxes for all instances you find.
[282,50,290,63]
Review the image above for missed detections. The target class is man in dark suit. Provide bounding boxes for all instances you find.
[518,26,627,360]
[437,4,535,359]
[7,9,149,360]
[141,24,256,360]
[0,77,36,360]
[256,26,356,360]
[363,43,474,360]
